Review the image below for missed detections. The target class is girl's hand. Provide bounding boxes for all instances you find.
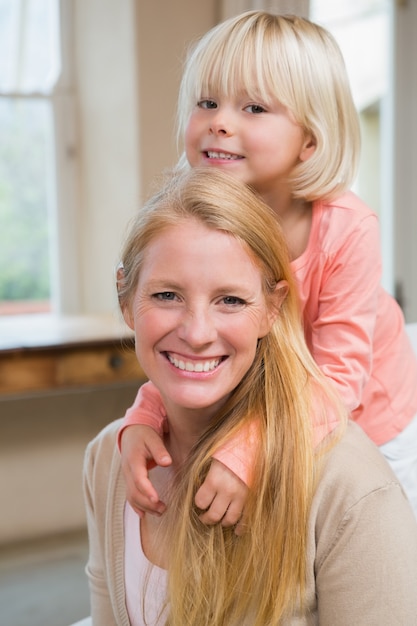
[119,425,172,518]
[195,459,248,534]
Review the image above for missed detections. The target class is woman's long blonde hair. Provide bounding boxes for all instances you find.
[176,10,360,201]
[118,168,346,624]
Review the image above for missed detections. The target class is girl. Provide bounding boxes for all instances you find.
[119,11,417,520]
[85,168,417,625]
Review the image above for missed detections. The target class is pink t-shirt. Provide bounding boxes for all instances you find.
[294,192,417,444]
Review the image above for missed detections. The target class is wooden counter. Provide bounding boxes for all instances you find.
[0,314,146,396]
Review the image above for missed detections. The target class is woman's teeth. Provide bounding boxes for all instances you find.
[168,354,221,372]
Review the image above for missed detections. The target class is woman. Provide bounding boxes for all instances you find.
[84,168,417,625]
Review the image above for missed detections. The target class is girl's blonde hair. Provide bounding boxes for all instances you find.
[119,168,346,624]
[177,11,361,201]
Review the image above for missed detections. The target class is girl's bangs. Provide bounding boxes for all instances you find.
[194,30,282,108]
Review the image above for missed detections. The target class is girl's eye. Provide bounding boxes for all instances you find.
[244,104,266,114]
[153,291,177,301]
[198,99,218,110]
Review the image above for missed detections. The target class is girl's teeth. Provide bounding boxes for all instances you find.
[207,151,240,160]
[168,354,221,372]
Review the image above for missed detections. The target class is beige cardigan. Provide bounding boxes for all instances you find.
[83,420,417,625]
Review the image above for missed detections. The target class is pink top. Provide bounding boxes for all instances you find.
[294,192,417,444]
[119,192,417,482]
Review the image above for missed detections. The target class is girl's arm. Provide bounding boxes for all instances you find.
[306,211,382,414]
[118,380,167,441]
[118,381,251,524]
[118,382,172,517]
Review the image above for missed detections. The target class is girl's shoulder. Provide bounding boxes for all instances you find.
[317,191,377,221]
[311,191,380,247]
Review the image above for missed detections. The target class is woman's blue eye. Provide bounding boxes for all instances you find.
[223,296,245,306]
[154,292,176,301]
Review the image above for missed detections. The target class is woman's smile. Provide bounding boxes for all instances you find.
[165,352,224,373]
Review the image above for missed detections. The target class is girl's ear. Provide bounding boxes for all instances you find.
[299,134,316,162]
[259,280,289,337]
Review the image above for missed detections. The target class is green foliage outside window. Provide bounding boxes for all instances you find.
[0,99,50,302]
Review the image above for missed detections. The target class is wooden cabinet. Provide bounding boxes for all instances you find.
[0,314,147,395]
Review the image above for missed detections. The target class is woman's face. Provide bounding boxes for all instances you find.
[124,218,277,421]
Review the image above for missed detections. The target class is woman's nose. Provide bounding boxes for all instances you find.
[177,308,218,347]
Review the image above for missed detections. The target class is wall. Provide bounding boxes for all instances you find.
[74,0,141,315]
[0,383,138,545]
[394,0,417,322]
[135,0,217,196]
[73,0,217,316]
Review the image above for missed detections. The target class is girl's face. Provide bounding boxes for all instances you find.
[184,94,315,202]
[124,219,280,423]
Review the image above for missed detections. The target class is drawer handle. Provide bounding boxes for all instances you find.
[109,354,124,370]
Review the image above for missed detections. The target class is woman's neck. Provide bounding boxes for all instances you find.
[162,404,216,467]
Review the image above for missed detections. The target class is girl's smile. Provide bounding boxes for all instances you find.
[204,149,244,162]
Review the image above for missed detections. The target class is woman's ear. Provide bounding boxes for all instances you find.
[116,264,134,330]
[259,280,289,337]
[299,134,316,162]
[122,306,134,331]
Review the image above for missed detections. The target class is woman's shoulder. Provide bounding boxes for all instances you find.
[316,422,400,500]
[87,418,123,450]
[84,418,123,477]
[307,422,417,624]
[312,421,413,532]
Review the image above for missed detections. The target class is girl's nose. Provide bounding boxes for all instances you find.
[210,124,229,136]
[177,309,218,347]
[209,110,233,136]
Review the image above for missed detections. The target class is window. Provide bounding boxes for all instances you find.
[0,0,140,319]
[310,0,394,294]
[0,0,60,315]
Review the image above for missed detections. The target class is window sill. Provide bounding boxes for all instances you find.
[0,313,132,351]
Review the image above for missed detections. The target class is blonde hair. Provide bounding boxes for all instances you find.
[176,11,361,201]
[119,168,346,624]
